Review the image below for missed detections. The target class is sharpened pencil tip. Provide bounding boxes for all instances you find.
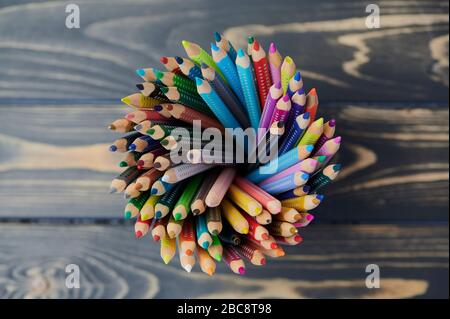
[162,255,171,264]
[181,40,190,49]
[174,213,182,221]
[175,56,183,64]
[109,145,117,152]
[155,211,162,219]
[154,104,163,111]
[316,194,325,201]
[302,173,310,180]
[247,36,254,44]
[119,161,127,167]
[128,144,136,151]
[269,42,276,53]
[121,96,131,106]
[160,56,168,64]
[136,83,144,90]
[237,48,245,57]
[151,188,157,195]
[195,77,203,86]
[306,214,315,221]
[160,86,169,94]
[303,185,311,192]
[185,249,193,256]
[303,112,310,119]
[202,242,210,249]
[210,42,219,51]
[305,145,314,152]
[294,70,301,81]
[238,267,246,275]
[109,187,117,194]
[153,235,160,241]
[184,265,192,273]
[329,118,336,127]
[213,32,221,42]
[333,164,342,171]
[124,211,132,219]
[134,124,142,131]
[136,69,145,77]
[135,231,142,239]
[261,258,267,265]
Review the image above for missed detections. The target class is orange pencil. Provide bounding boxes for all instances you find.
[305,88,319,122]
[197,246,216,276]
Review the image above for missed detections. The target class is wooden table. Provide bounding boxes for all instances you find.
[0,0,448,298]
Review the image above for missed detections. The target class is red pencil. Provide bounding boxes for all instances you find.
[252,40,272,107]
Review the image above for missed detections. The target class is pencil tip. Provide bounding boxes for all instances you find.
[213,32,221,42]
[185,265,192,273]
[121,96,131,106]
[185,249,193,256]
[160,56,168,64]
[109,187,117,194]
[109,145,117,152]
[238,267,246,275]
[195,77,203,86]
[201,242,210,249]
[128,144,136,151]
[124,211,132,219]
[305,145,314,152]
[211,42,219,51]
[136,83,144,90]
[136,69,145,77]
[174,213,182,221]
[261,258,267,265]
[269,42,276,53]
[135,231,142,239]
[181,40,190,48]
[237,48,245,57]
[162,255,171,264]
[155,211,162,219]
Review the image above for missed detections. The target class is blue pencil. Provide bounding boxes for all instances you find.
[286,71,303,98]
[175,56,203,80]
[284,88,306,130]
[246,144,314,183]
[214,32,238,63]
[277,185,311,200]
[211,43,246,107]
[260,172,310,195]
[236,48,261,130]
[278,112,310,155]
[151,177,176,196]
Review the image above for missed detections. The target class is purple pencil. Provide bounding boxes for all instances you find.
[268,43,282,85]
[258,81,282,142]
[259,158,319,186]
[269,94,291,127]
[285,88,306,131]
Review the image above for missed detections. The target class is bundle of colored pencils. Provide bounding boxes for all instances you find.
[108,33,342,276]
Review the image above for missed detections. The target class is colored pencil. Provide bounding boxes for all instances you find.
[134,215,152,239]
[161,103,224,130]
[314,136,342,158]
[235,241,266,266]
[274,207,301,223]
[305,88,319,122]
[136,68,159,82]
[267,220,297,237]
[176,56,203,80]
[294,212,315,228]
[206,207,223,235]
[179,216,196,256]
[124,182,141,199]
[277,185,311,200]
[136,147,167,170]
[121,93,160,109]
[167,214,184,238]
[160,56,182,74]
[119,151,141,168]
[109,132,142,152]
[162,163,214,184]
[136,82,171,102]
[236,48,261,130]
[110,166,141,194]
[308,164,341,193]
[258,81,283,142]
[313,119,336,154]
[196,77,242,129]
[218,221,242,246]
[297,117,324,146]
[241,212,269,241]
[286,71,303,97]
[179,249,196,273]
[201,62,250,128]
[269,94,291,126]
[160,235,176,264]
[220,198,249,234]
[196,213,213,249]
[172,174,204,220]
[153,154,173,171]
[108,118,134,133]
[280,56,296,93]
[154,182,185,219]
[285,88,306,130]
[191,171,219,215]
[246,144,314,184]
[205,167,236,207]
[151,215,169,241]
[278,112,310,155]
[259,158,318,186]
[248,121,285,171]
[255,210,272,225]
[151,177,175,196]
[268,42,282,85]
[124,191,150,219]
[281,194,324,211]
[259,171,308,196]
[214,32,237,62]
[251,39,272,106]
[210,42,246,106]
[197,246,216,276]
[223,245,246,275]
[128,135,159,153]
[140,194,159,221]
[273,234,303,246]
[182,40,226,80]
[125,109,168,124]
[233,176,281,214]
[227,184,263,217]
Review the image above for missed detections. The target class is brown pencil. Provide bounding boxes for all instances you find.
[206,207,222,235]
[191,171,219,215]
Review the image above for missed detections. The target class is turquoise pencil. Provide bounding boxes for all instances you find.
[236,48,261,130]
[196,213,213,249]
[246,144,314,183]
[211,43,246,106]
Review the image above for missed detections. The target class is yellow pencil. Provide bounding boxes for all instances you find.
[281,194,324,211]
[160,235,176,264]
[275,207,302,223]
[227,184,263,217]
[220,198,249,234]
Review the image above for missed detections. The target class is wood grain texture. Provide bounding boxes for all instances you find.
[0,104,447,220]
[0,0,447,103]
[0,223,447,299]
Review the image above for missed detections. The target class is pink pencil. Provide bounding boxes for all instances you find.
[268,43,282,85]
[233,176,281,214]
[258,158,319,186]
[257,81,282,142]
[315,136,341,157]
[205,167,237,207]
[269,94,291,126]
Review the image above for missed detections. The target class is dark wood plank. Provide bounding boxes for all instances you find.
[0,0,447,103]
[0,104,447,220]
[0,223,447,298]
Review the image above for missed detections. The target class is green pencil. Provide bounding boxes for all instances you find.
[124,191,150,219]
[172,174,205,221]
